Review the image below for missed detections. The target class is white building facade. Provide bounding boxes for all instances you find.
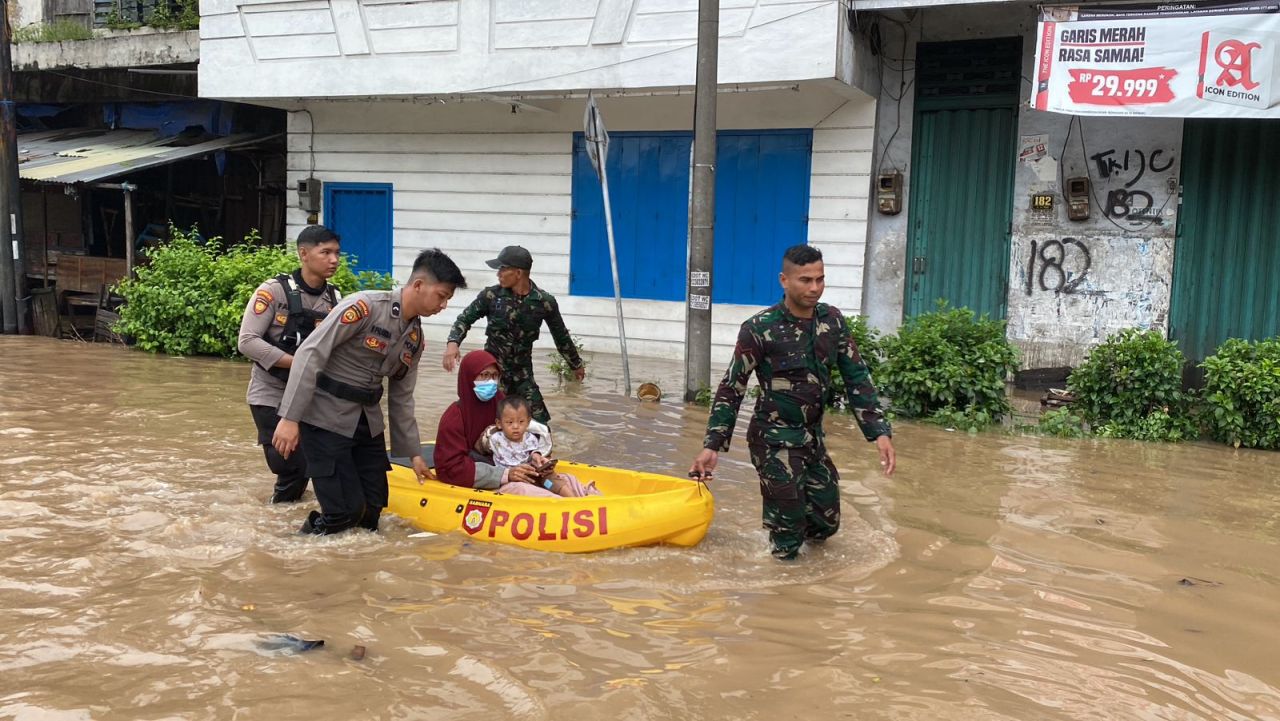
[198,1,882,362]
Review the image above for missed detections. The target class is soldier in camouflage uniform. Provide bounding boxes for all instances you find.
[443,246,585,425]
[690,245,896,560]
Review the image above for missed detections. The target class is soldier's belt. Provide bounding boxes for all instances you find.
[317,372,384,405]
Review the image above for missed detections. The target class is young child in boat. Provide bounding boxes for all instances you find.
[476,396,600,497]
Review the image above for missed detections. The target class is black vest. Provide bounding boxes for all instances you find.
[267,272,340,382]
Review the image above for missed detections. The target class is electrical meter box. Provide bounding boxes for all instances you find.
[297,177,321,214]
[876,172,903,215]
[1066,177,1090,220]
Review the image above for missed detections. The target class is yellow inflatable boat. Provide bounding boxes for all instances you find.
[387,444,714,553]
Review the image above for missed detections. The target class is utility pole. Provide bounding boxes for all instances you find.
[0,0,26,334]
[683,0,718,401]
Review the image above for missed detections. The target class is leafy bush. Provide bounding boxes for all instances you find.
[1034,407,1087,438]
[146,0,199,29]
[876,302,1018,421]
[1067,328,1197,442]
[548,335,586,380]
[115,226,392,357]
[1095,408,1196,443]
[12,20,95,43]
[824,314,885,412]
[1200,337,1280,449]
[926,405,996,433]
[693,384,713,407]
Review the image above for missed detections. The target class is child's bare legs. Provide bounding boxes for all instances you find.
[551,472,601,497]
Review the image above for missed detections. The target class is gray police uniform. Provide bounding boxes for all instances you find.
[237,270,340,503]
[278,287,425,534]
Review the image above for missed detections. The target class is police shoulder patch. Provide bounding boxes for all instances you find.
[340,299,370,325]
[252,289,273,315]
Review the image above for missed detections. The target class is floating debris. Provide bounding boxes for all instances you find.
[257,634,325,653]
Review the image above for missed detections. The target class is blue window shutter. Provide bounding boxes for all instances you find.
[323,182,394,275]
[571,130,812,305]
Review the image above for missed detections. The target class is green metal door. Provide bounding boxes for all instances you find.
[905,38,1021,320]
[1171,119,1280,363]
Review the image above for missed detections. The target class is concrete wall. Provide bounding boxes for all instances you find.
[12,28,199,71]
[284,83,878,363]
[1009,112,1181,369]
[863,3,1184,369]
[200,0,846,100]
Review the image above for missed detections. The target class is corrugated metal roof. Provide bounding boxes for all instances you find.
[17,128,277,184]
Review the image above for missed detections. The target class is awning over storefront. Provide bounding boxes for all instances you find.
[17,128,277,185]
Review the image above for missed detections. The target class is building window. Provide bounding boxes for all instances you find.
[570,130,812,305]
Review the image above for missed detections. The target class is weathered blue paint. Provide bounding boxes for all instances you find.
[570,130,812,304]
[324,182,394,275]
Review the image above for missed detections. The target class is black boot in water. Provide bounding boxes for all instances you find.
[358,506,381,532]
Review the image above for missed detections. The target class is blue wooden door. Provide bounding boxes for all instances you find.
[570,130,812,305]
[324,182,393,275]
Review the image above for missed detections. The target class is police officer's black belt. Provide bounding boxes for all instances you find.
[317,372,383,405]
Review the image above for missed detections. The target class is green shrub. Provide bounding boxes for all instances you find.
[1095,408,1196,443]
[104,6,141,30]
[115,226,393,357]
[1034,407,1087,438]
[824,314,885,412]
[876,301,1018,420]
[12,20,95,43]
[847,314,884,379]
[1200,337,1280,449]
[926,405,996,433]
[693,384,713,407]
[144,0,199,29]
[1067,328,1197,442]
[548,335,586,379]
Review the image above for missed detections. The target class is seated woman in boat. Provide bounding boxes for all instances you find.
[434,350,592,496]
[477,395,599,497]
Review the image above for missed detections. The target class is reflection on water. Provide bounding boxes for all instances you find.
[2,336,1279,720]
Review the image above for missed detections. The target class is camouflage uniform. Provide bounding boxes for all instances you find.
[447,282,583,424]
[703,302,891,559]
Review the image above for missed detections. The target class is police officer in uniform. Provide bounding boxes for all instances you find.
[442,245,584,425]
[690,245,897,560]
[272,248,467,535]
[237,225,343,503]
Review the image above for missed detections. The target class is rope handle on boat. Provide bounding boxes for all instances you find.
[688,470,712,496]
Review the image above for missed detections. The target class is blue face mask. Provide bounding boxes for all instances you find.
[473,380,499,402]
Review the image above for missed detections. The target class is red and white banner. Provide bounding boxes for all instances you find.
[1033,2,1280,117]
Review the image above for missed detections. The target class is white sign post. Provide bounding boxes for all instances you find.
[584,93,631,395]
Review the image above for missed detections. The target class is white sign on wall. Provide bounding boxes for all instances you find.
[1032,2,1280,117]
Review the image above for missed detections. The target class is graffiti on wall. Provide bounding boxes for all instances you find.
[1026,238,1092,295]
[1089,147,1175,225]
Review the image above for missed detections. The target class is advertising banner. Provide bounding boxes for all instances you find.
[1032,1,1280,117]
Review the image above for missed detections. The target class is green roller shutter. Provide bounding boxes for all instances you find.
[905,38,1021,320]
[1171,119,1280,363]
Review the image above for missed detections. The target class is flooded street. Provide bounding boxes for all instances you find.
[3,335,1280,720]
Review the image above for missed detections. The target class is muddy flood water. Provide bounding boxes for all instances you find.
[3,336,1280,720]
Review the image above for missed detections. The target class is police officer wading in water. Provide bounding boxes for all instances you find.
[238,225,343,504]
[442,245,585,425]
[690,245,897,560]
[273,248,467,535]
